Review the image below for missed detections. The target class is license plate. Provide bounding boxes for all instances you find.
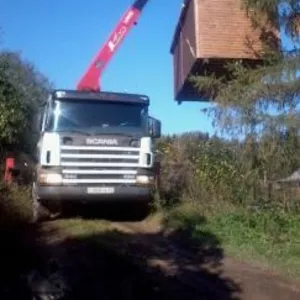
[87,187,115,194]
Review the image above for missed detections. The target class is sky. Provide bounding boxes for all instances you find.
[0,0,214,136]
[1,1,298,137]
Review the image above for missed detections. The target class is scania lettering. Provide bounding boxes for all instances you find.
[85,138,118,145]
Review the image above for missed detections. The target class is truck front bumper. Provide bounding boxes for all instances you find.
[36,185,152,203]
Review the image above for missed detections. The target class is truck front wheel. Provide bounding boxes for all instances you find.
[31,182,51,223]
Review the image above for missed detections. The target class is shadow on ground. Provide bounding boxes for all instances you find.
[0,190,241,300]
[21,213,242,300]
[60,201,152,222]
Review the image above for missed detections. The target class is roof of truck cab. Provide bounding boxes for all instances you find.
[51,89,150,105]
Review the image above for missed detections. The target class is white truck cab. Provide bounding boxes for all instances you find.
[32,89,161,222]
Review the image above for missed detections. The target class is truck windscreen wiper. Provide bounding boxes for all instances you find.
[60,130,91,136]
[90,131,127,136]
[91,131,142,137]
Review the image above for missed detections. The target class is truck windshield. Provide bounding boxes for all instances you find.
[47,99,148,135]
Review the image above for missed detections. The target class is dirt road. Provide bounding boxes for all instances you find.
[14,212,300,300]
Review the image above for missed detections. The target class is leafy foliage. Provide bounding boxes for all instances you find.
[157,133,243,204]
[242,0,300,41]
[0,51,52,157]
[157,129,300,213]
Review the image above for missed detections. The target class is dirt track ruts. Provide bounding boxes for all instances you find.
[22,215,300,300]
[111,220,300,300]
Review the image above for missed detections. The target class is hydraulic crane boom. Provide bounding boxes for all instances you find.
[76,0,149,91]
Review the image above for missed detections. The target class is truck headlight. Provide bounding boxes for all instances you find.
[136,175,154,185]
[38,173,63,185]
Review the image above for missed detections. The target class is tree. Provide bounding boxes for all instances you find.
[0,50,52,157]
[189,0,300,204]
[191,0,299,137]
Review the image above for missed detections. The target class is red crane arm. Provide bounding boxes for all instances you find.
[76,0,149,91]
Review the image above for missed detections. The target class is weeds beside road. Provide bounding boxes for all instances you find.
[165,202,300,280]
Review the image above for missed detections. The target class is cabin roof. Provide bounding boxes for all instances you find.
[170,0,192,54]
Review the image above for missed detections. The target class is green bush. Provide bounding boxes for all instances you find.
[0,182,32,228]
[157,134,248,207]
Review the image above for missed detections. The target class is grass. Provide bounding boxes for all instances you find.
[0,183,32,227]
[164,202,300,279]
[52,218,111,235]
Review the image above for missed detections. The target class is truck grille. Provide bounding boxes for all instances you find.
[60,145,140,185]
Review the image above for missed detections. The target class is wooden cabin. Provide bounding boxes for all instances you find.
[170,0,280,103]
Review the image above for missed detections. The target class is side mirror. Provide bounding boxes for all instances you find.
[148,116,161,138]
[32,110,43,133]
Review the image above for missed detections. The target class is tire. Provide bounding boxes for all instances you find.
[130,201,151,221]
[31,182,51,223]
